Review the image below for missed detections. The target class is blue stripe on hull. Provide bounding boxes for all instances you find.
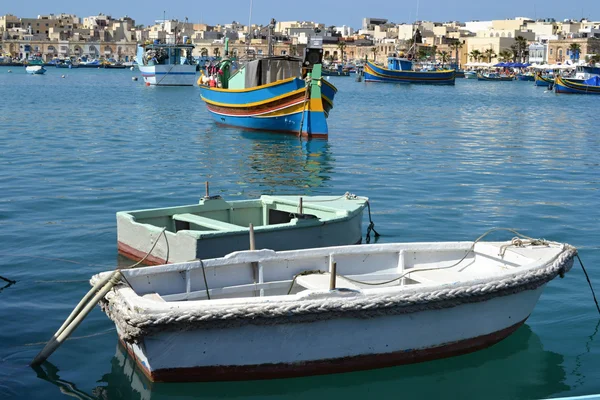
[535,80,550,87]
[206,109,328,136]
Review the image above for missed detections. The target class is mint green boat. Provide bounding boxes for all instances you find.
[117,194,369,265]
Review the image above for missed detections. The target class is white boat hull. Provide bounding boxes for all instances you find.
[121,285,542,382]
[138,64,196,86]
[26,66,46,75]
[95,239,576,382]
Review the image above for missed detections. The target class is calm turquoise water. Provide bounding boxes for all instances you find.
[1,67,599,399]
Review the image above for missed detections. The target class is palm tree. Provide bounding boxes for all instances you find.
[337,41,347,62]
[449,41,463,68]
[417,48,429,61]
[213,47,220,59]
[569,43,581,61]
[514,36,528,62]
[469,49,482,62]
[437,50,450,65]
[498,49,513,62]
[371,47,378,62]
[200,47,208,57]
[483,48,496,63]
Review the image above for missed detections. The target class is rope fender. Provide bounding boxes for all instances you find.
[96,244,577,343]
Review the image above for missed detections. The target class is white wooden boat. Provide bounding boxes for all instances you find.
[464,71,478,79]
[26,65,46,75]
[94,237,576,382]
[117,194,369,265]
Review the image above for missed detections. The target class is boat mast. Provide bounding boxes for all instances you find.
[246,0,253,57]
[268,18,276,57]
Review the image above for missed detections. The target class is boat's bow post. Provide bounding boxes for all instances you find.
[329,261,337,290]
[249,223,260,296]
[299,197,303,215]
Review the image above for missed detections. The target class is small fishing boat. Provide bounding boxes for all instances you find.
[477,72,514,81]
[199,38,336,137]
[534,73,553,87]
[364,56,456,85]
[554,75,600,95]
[94,236,576,382]
[56,59,79,69]
[464,71,478,79]
[25,65,46,75]
[117,193,369,265]
[136,40,197,86]
[516,73,535,81]
[322,65,350,76]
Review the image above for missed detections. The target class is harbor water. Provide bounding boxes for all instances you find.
[1,67,599,399]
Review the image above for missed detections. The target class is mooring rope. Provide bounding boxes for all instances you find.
[297,78,311,137]
[0,274,16,284]
[576,254,600,315]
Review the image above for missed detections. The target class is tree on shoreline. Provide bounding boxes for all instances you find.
[483,48,496,63]
[469,49,482,62]
[498,49,513,62]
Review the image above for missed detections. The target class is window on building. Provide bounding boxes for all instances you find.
[550,48,553,55]
[281,50,287,55]
[257,49,263,55]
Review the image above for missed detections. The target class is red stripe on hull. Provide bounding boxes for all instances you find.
[122,317,528,383]
[117,241,167,266]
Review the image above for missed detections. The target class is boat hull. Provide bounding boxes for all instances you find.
[200,77,336,137]
[516,75,535,81]
[364,61,456,85]
[477,73,514,81]
[554,75,600,94]
[534,74,553,87]
[139,64,197,86]
[464,71,478,79]
[25,66,46,75]
[120,286,542,382]
[117,195,365,265]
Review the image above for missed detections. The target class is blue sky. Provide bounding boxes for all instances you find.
[3,0,598,27]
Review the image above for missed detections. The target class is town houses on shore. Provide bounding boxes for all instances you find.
[1,13,599,66]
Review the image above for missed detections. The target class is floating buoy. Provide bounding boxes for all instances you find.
[145,82,151,86]
[130,66,134,71]
[7,70,11,73]
[132,77,138,81]
[326,76,330,81]
[61,75,65,78]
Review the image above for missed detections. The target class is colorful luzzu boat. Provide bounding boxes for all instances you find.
[534,73,553,87]
[364,57,455,85]
[199,40,336,138]
[554,75,600,95]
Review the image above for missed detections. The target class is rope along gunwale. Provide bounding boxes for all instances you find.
[96,236,576,342]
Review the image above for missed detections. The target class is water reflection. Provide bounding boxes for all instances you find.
[238,133,333,192]
[53,325,568,400]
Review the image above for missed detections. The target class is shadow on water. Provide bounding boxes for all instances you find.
[33,325,571,400]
